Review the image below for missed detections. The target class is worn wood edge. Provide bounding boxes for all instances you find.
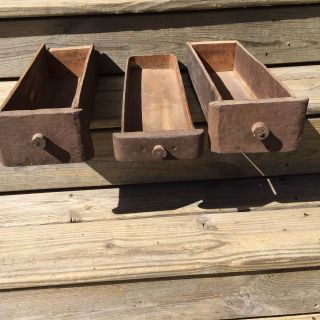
[0,270,320,319]
[0,174,320,228]
[1,206,320,289]
[246,314,320,320]
[0,6,319,78]
[0,118,319,192]
[0,65,319,131]
[0,0,319,18]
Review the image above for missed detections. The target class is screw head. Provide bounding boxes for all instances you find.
[32,133,46,149]
[252,122,270,141]
[152,145,167,160]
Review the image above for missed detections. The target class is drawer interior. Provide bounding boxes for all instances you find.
[192,42,291,101]
[2,46,90,111]
[123,55,193,133]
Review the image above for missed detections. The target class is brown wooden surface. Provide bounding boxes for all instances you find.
[0,45,96,166]
[1,174,319,227]
[187,41,308,153]
[1,173,320,318]
[249,315,320,320]
[0,175,320,320]
[1,191,320,289]
[0,5,319,78]
[0,3,319,319]
[1,270,320,319]
[114,54,204,161]
[0,0,319,18]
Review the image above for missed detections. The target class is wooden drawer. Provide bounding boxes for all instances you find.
[113,55,203,161]
[187,41,308,153]
[0,44,96,166]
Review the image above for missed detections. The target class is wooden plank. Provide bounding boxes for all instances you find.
[0,65,319,131]
[248,315,320,320]
[1,206,320,289]
[1,174,320,228]
[0,118,319,192]
[0,5,319,78]
[271,65,320,116]
[0,0,319,18]
[1,270,320,319]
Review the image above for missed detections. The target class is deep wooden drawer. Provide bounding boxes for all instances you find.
[187,41,308,153]
[0,44,96,166]
[113,55,203,161]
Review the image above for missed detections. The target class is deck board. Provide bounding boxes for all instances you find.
[0,6,319,78]
[1,174,320,228]
[0,0,319,18]
[249,314,320,320]
[1,203,320,289]
[0,271,320,319]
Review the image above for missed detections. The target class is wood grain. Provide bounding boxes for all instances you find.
[0,206,320,289]
[0,118,319,192]
[0,65,319,131]
[0,0,319,18]
[271,65,320,116]
[0,174,320,228]
[1,270,320,319]
[0,5,319,78]
[249,315,320,320]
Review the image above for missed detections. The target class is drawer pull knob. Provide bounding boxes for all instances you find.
[32,133,46,149]
[252,122,270,141]
[152,145,167,159]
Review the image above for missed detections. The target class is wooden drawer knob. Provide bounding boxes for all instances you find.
[32,133,46,149]
[252,122,270,141]
[152,145,167,159]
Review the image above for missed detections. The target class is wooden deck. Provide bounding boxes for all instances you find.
[0,0,319,319]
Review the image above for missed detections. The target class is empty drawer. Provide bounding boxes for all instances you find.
[113,54,204,161]
[187,41,308,153]
[0,44,97,166]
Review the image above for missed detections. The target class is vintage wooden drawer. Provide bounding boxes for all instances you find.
[113,54,204,161]
[187,41,308,153]
[0,44,96,166]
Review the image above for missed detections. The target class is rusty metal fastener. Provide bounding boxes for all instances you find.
[252,122,270,141]
[152,145,167,159]
[32,133,46,149]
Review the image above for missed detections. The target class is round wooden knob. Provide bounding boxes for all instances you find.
[152,145,167,159]
[32,133,46,149]
[252,122,270,141]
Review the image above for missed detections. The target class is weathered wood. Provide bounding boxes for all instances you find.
[113,54,204,161]
[248,315,320,320]
[1,270,320,319]
[1,205,320,289]
[0,173,319,226]
[0,5,319,78]
[0,65,319,131]
[0,45,96,166]
[271,65,320,116]
[186,40,307,153]
[0,118,319,192]
[0,0,319,18]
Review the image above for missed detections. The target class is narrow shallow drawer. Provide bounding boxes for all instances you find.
[0,44,96,166]
[113,54,204,161]
[187,41,308,153]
